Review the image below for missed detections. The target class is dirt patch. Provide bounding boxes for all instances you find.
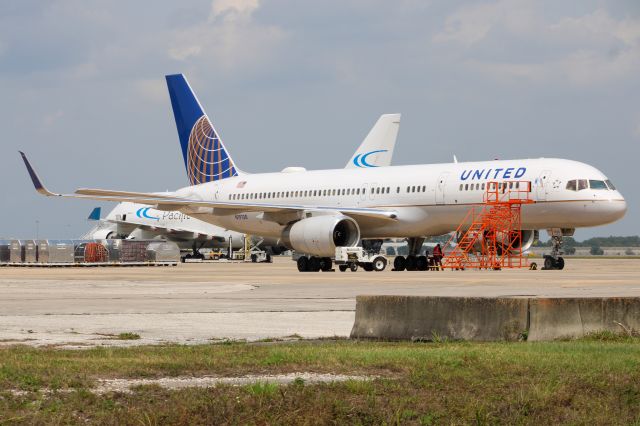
[95,372,374,394]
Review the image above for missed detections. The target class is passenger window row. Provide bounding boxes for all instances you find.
[227,184,437,201]
[459,182,521,191]
[228,186,392,201]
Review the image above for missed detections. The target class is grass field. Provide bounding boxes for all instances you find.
[1,335,640,424]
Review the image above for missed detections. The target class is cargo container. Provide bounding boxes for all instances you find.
[119,240,151,263]
[103,239,122,263]
[146,241,180,263]
[0,240,10,263]
[74,241,108,263]
[23,240,38,263]
[9,240,24,263]
[38,240,75,264]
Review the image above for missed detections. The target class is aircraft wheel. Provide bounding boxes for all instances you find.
[405,255,418,271]
[543,256,554,270]
[416,256,428,271]
[349,263,358,272]
[308,256,321,272]
[339,264,348,272]
[297,256,309,272]
[393,256,406,271]
[251,254,257,263]
[320,257,333,271]
[373,256,387,272]
[556,257,565,270]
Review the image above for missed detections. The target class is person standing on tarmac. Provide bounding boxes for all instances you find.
[433,243,443,270]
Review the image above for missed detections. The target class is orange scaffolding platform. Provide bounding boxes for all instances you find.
[442,181,535,270]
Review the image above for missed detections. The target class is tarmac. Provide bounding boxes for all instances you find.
[0,257,638,347]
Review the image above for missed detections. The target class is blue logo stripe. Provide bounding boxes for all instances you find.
[353,150,388,168]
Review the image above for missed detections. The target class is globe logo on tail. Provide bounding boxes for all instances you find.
[187,116,238,185]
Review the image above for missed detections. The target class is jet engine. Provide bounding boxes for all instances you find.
[458,229,537,254]
[90,229,117,239]
[282,215,360,257]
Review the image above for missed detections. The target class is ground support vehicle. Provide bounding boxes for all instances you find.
[293,247,387,272]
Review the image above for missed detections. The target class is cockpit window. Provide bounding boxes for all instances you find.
[605,180,616,190]
[566,180,577,191]
[577,179,588,190]
[589,180,607,190]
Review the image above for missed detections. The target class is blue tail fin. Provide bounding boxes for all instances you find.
[88,207,101,221]
[166,74,240,185]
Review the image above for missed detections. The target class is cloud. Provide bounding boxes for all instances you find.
[43,109,64,126]
[433,0,536,46]
[210,0,259,21]
[167,0,287,72]
[433,3,640,85]
[135,79,167,103]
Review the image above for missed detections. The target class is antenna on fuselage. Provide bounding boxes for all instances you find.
[453,155,458,163]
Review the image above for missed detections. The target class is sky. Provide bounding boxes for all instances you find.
[0,0,638,240]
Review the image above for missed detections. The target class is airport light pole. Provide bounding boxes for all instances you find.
[36,220,39,240]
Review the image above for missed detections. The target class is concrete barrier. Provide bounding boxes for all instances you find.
[350,296,640,342]
[528,297,640,341]
[350,296,529,341]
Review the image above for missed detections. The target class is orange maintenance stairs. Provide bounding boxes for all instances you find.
[442,180,535,270]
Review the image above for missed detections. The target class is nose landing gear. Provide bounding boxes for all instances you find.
[543,235,565,270]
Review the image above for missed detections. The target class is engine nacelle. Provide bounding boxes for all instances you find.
[282,215,360,257]
[90,229,116,240]
[458,229,537,254]
[507,229,537,253]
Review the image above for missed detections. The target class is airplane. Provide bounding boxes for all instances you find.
[20,74,627,272]
[83,102,401,258]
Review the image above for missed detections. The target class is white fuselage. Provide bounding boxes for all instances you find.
[174,158,627,239]
[97,202,246,249]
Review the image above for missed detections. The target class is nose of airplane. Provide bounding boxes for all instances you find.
[606,198,627,222]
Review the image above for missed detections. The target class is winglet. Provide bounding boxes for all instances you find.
[88,207,102,221]
[19,151,60,196]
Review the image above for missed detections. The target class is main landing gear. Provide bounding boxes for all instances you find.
[392,237,439,271]
[543,235,565,270]
[297,256,334,272]
[182,241,206,262]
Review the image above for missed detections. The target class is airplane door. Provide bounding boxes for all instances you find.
[369,183,377,201]
[537,170,551,201]
[436,172,449,205]
[360,183,368,202]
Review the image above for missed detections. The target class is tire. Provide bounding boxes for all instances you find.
[251,254,257,263]
[416,256,428,271]
[308,256,321,272]
[349,263,358,272]
[339,265,348,272]
[320,257,333,272]
[544,256,554,270]
[373,256,387,272]
[362,263,374,272]
[556,257,565,270]
[266,253,272,263]
[297,256,309,272]
[405,255,417,271]
[185,254,192,259]
[393,256,406,271]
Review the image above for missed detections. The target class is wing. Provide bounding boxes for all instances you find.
[20,152,398,222]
